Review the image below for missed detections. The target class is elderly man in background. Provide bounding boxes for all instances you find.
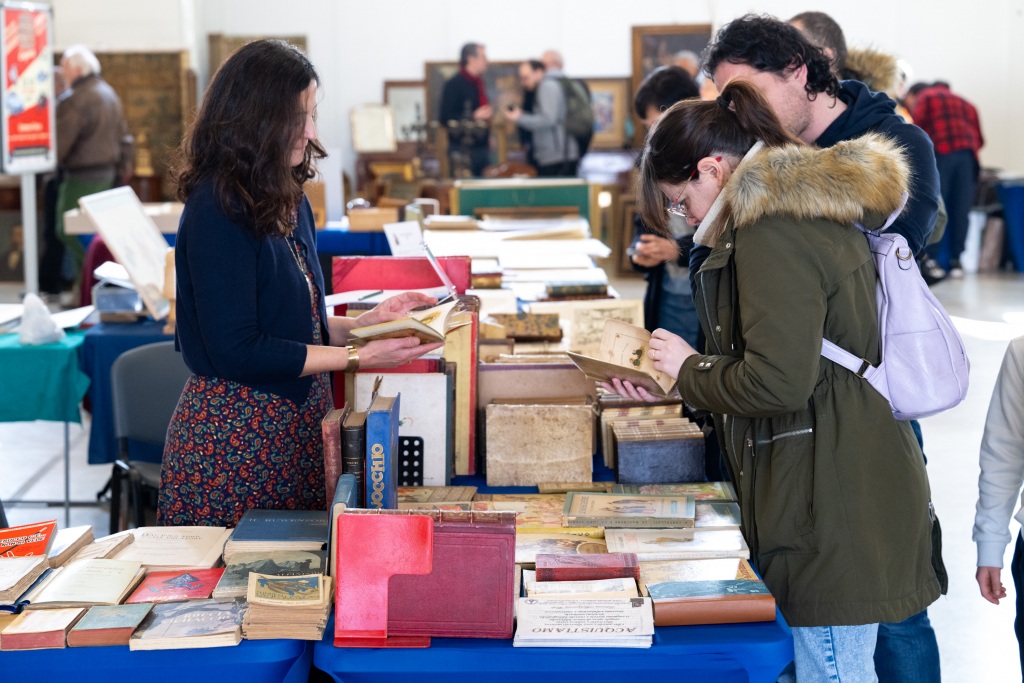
[55,44,133,290]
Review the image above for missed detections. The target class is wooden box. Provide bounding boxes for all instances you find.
[347,207,399,232]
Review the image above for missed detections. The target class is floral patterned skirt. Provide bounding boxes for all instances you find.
[157,372,332,527]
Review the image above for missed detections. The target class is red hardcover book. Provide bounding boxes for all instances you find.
[351,509,516,639]
[331,256,471,299]
[124,568,225,604]
[0,519,57,558]
[535,552,641,582]
[0,607,85,650]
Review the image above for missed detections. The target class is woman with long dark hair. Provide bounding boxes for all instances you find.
[159,40,441,527]
[607,79,940,680]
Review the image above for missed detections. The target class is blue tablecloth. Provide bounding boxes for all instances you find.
[78,320,173,464]
[315,227,390,257]
[0,331,89,424]
[1,637,311,683]
[313,613,792,683]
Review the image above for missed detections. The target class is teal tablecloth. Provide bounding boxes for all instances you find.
[0,331,89,423]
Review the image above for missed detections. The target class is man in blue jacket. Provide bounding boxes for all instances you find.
[702,14,944,683]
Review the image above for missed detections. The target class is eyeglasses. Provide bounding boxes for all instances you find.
[666,157,722,219]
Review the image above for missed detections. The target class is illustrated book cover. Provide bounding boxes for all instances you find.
[67,603,153,647]
[514,532,609,566]
[128,598,246,650]
[562,492,696,529]
[639,557,775,625]
[0,519,57,558]
[604,528,750,561]
[125,567,225,604]
[566,319,676,398]
[213,550,326,599]
[473,493,604,538]
[611,481,738,500]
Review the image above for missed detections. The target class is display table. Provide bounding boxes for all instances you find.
[78,320,173,465]
[0,331,90,524]
[313,614,792,683]
[0,636,312,683]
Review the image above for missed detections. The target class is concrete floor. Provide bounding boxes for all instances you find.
[1,271,1023,679]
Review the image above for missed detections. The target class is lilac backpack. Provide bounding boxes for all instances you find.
[821,206,970,421]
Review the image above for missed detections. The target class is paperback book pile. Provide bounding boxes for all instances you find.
[242,572,333,640]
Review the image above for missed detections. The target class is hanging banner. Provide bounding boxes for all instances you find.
[0,2,55,174]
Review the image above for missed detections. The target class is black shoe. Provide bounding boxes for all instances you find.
[920,258,948,286]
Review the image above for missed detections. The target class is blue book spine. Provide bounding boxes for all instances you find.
[365,393,401,509]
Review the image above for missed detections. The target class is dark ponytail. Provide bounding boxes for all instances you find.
[636,79,800,233]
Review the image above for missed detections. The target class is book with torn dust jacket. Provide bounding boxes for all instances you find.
[567,319,676,398]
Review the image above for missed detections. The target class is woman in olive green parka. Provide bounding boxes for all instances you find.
[608,80,940,680]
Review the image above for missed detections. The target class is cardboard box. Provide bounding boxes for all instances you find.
[64,202,183,235]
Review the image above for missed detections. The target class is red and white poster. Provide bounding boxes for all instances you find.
[0,2,55,174]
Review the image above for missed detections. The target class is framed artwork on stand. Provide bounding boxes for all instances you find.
[584,78,631,150]
[384,80,427,143]
[630,24,712,145]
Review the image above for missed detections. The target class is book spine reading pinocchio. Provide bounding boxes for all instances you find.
[365,393,400,509]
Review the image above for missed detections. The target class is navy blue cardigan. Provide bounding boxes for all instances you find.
[174,180,329,405]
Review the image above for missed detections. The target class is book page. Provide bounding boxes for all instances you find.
[34,559,143,604]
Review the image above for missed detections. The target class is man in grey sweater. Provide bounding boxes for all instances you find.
[507,58,578,176]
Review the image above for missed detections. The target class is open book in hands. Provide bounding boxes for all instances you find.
[347,298,469,345]
[567,319,678,398]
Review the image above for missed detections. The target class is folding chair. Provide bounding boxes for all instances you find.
[109,341,191,534]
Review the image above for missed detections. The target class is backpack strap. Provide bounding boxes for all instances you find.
[852,192,909,235]
[821,339,872,377]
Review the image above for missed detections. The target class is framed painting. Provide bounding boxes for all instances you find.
[584,78,630,150]
[384,80,427,143]
[620,195,638,275]
[630,24,712,145]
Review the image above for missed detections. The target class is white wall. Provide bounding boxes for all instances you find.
[45,0,1024,177]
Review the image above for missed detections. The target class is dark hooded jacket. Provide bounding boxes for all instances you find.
[815,80,940,254]
[679,134,941,627]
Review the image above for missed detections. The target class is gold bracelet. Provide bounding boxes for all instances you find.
[345,347,360,372]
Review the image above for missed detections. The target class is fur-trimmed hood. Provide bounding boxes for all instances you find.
[724,133,909,230]
[845,47,901,96]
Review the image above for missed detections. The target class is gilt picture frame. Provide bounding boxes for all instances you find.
[584,77,631,150]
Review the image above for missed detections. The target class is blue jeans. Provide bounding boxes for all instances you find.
[874,610,941,682]
[789,624,879,682]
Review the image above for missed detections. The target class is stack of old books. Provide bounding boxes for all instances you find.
[241,571,333,640]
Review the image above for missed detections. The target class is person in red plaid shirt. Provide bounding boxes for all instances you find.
[907,81,984,274]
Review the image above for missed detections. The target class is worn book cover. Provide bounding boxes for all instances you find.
[567,319,676,397]
[322,405,350,505]
[213,550,326,599]
[515,532,608,566]
[639,558,775,625]
[0,556,47,602]
[485,402,593,487]
[0,519,57,558]
[397,486,477,506]
[535,552,641,582]
[47,526,95,569]
[612,418,705,485]
[349,299,464,344]
[113,526,230,571]
[611,481,738,500]
[365,392,401,509]
[605,528,750,561]
[537,482,614,494]
[67,603,153,647]
[562,492,695,529]
[125,567,224,604]
[68,530,134,563]
[0,606,85,650]
[487,312,563,341]
[129,598,246,650]
[25,558,145,609]
[513,597,654,648]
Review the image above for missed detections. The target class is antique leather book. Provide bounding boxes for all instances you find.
[535,552,641,583]
[321,406,349,506]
